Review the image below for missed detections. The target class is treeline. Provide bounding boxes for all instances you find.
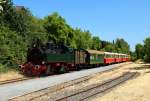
[0,0,130,72]
[135,37,150,62]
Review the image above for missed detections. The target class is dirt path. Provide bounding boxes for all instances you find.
[92,63,150,101]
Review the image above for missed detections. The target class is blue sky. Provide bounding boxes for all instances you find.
[13,0,150,51]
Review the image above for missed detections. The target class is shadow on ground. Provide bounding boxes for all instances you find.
[129,63,150,70]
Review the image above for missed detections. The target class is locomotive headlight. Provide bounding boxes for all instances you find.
[42,61,45,64]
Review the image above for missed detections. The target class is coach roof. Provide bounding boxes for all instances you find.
[86,50,104,54]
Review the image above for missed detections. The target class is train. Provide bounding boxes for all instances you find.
[20,42,130,76]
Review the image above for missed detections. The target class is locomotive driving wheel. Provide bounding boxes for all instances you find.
[22,62,34,76]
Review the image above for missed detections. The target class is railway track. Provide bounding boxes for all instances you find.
[56,72,137,101]
[9,75,93,101]
[10,71,137,101]
[0,78,31,85]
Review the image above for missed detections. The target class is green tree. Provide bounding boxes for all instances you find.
[73,29,92,49]
[43,12,73,45]
[101,44,114,52]
[13,7,33,36]
[101,41,115,52]
[91,36,101,50]
[27,17,48,46]
[143,37,150,62]
[130,51,136,61]
[115,38,130,54]
[0,27,27,66]
[0,0,13,26]
[0,0,35,37]
[135,43,144,59]
[83,30,92,49]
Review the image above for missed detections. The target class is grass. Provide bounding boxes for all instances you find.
[135,59,144,63]
[0,64,9,74]
[0,63,18,74]
[0,64,24,81]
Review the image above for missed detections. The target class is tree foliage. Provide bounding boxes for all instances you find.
[43,12,74,45]
[135,43,144,59]
[0,27,27,65]
[134,37,150,62]
[91,36,101,50]
[100,39,130,54]
[143,37,150,62]
[115,38,130,54]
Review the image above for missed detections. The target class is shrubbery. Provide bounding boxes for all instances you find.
[135,37,150,62]
[143,37,150,62]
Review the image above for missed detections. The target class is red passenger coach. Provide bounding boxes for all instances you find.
[122,54,126,62]
[114,53,119,63]
[104,52,115,64]
[104,52,130,64]
[115,54,125,63]
[119,54,130,62]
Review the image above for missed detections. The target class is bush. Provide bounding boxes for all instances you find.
[0,27,27,71]
[143,37,150,63]
[144,55,150,63]
[0,64,11,73]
